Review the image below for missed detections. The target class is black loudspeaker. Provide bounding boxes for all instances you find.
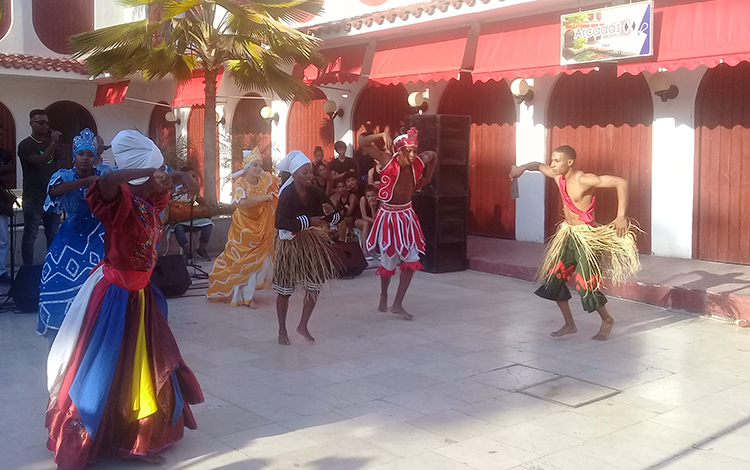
[9,264,43,313]
[151,255,191,297]
[404,114,471,273]
[331,242,368,278]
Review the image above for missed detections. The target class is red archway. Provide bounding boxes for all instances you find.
[32,0,94,54]
[352,84,410,144]
[187,105,219,198]
[148,101,177,167]
[44,101,97,167]
[232,93,271,172]
[439,78,517,239]
[694,62,750,264]
[546,70,653,254]
[0,101,16,188]
[0,0,12,40]
[287,88,334,161]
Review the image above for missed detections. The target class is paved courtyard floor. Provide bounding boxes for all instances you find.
[2,268,750,470]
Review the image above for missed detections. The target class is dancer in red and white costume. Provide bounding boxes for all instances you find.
[360,128,436,319]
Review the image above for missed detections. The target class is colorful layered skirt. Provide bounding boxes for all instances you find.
[46,265,203,470]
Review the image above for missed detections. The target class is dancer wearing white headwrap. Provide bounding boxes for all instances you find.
[273,150,341,345]
[45,130,204,470]
[207,148,279,307]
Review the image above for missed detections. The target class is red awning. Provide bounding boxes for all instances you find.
[472,16,596,83]
[293,45,367,86]
[93,81,129,107]
[618,0,750,76]
[172,69,223,108]
[369,30,468,86]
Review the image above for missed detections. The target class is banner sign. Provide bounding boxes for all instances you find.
[561,1,653,65]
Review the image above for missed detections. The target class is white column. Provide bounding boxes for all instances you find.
[270,99,290,166]
[514,76,554,243]
[649,67,705,258]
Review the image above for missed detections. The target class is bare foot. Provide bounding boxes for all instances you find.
[378,293,388,312]
[246,300,259,309]
[550,324,578,337]
[390,305,414,321]
[278,331,290,345]
[592,318,614,341]
[123,452,166,465]
[296,326,315,343]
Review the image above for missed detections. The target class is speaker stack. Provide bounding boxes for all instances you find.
[8,264,43,313]
[151,255,192,297]
[405,114,471,274]
[331,241,368,278]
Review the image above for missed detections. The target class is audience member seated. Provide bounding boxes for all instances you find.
[330,177,358,243]
[166,166,215,261]
[368,160,382,188]
[312,158,329,194]
[355,184,380,260]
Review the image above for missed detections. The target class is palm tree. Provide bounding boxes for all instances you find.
[70,0,325,204]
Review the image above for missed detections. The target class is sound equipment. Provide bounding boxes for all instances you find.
[404,114,471,273]
[8,264,43,313]
[151,255,191,297]
[331,241,368,278]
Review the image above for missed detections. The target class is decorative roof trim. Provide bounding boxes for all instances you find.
[0,53,89,75]
[302,0,498,36]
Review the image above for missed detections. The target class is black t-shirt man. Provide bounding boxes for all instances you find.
[328,157,356,181]
[17,136,58,203]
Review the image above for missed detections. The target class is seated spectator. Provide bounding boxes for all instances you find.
[312,145,325,169]
[330,178,358,243]
[312,159,329,194]
[328,140,355,187]
[355,184,380,260]
[345,172,359,197]
[368,160,382,188]
[168,166,215,261]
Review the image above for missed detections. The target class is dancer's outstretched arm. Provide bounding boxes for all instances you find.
[509,162,555,179]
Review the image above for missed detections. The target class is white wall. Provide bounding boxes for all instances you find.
[648,67,705,259]
[514,75,554,243]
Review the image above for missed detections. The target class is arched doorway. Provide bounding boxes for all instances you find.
[439,78,516,239]
[352,84,411,143]
[694,62,750,264]
[287,88,334,161]
[148,101,178,167]
[44,101,97,167]
[546,70,653,254]
[232,93,271,172]
[0,101,16,188]
[32,0,94,54]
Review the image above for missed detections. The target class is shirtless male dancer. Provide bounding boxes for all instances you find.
[359,128,436,320]
[509,145,640,340]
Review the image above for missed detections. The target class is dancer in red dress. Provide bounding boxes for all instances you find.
[359,128,436,319]
[45,130,204,469]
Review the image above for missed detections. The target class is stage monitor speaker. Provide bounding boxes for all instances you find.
[8,264,43,313]
[331,242,368,278]
[151,255,191,297]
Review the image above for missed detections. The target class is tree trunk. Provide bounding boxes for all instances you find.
[203,68,218,205]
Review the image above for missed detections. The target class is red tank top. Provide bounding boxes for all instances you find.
[377,155,425,202]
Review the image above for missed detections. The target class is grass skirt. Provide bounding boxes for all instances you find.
[538,222,641,287]
[273,227,337,294]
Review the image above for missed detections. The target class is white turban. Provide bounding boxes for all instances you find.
[110,130,165,185]
[278,150,312,195]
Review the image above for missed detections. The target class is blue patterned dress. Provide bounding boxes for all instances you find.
[37,164,112,336]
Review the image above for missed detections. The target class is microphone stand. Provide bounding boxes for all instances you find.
[184,196,209,280]
[0,189,19,312]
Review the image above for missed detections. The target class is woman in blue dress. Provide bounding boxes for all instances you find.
[37,128,111,346]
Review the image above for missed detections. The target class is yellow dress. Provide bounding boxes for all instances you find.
[207,172,279,305]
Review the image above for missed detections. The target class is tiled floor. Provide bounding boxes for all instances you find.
[2,268,750,469]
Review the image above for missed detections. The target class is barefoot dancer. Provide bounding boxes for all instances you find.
[45,130,203,469]
[509,145,640,340]
[359,128,436,320]
[207,148,278,308]
[273,151,341,345]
